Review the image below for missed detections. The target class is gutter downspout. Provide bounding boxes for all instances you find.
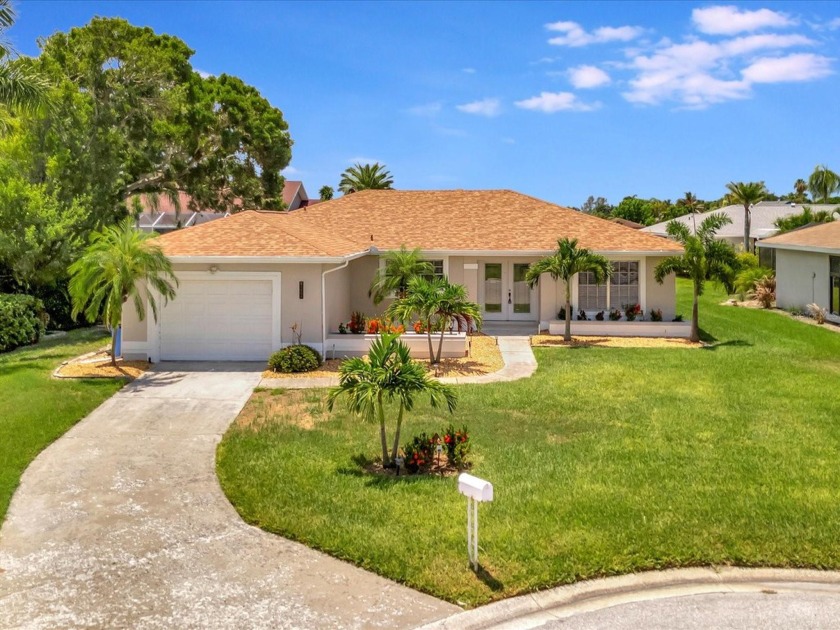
[322,260,350,357]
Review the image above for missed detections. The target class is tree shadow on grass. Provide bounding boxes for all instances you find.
[336,453,449,487]
[474,564,504,592]
[701,339,753,351]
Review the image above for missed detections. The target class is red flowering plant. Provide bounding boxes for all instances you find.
[623,303,642,321]
[367,318,381,334]
[402,432,438,473]
[443,424,471,469]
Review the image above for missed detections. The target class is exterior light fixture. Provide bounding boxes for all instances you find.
[209,265,219,274]
[299,281,304,300]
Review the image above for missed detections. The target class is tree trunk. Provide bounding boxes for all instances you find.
[390,403,405,463]
[377,392,390,467]
[110,326,118,367]
[435,322,446,364]
[426,325,436,365]
[564,279,572,342]
[744,207,751,253]
[690,283,700,343]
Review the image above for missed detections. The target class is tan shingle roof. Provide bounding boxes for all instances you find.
[760,220,840,253]
[291,189,682,253]
[156,211,365,258]
[155,189,682,258]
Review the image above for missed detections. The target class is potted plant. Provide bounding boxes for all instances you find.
[624,303,642,321]
[338,322,348,334]
[577,309,588,321]
[608,308,622,321]
[595,310,605,321]
[349,311,366,334]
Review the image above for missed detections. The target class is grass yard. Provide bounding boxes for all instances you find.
[0,329,124,523]
[217,279,840,607]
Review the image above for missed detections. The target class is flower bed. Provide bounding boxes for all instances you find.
[325,331,468,359]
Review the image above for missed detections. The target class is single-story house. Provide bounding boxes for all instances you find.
[121,189,684,362]
[758,221,840,321]
[642,201,839,256]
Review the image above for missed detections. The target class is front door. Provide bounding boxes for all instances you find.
[481,262,538,321]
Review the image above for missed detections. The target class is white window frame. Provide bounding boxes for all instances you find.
[572,258,646,315]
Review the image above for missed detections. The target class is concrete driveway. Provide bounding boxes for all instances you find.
[0,363,458,629]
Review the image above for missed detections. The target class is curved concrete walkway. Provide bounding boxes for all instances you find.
[420,567,840,630]
[260,336,537,389]
[0,363,458,629]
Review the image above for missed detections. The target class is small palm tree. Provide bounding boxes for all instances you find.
[386,277,482,364]
[369,245,434,304]
[676,191,704,231]
[525,238,612,342]
[725,181,767,254]
[774,206,837,234]
[339,162,393,194]
[793,178,808,203]
[319,185,334,201]
[327,332,456,466]
[654,214,736,343]
[808,165,840,204]
[69,218,178,365]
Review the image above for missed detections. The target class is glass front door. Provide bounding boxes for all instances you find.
[831,276,840,316]
[481,262,537,321]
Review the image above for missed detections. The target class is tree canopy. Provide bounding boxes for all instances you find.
[339,162,393,194]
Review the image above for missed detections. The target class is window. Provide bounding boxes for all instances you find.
[758,247,776,271]
[423,259,445,279]
[577,261,640,311]
[579,271,607,310]
[610,261,639,308]
[831,256,840,316]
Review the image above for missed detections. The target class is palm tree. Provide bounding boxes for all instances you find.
[327,332,457,466]
[69,218,178,365]
[808,165,840,204]
[319,185,334,201]
[725,181,767,253]
[654,214,736,343]
[369,245,434,304]
[793,178,808,203]
[676,191,704,231]
[525,237,612,342]
[386,276,482,364]
[339,162,394,194]
[774,207,837,234]
[0,0,49,116]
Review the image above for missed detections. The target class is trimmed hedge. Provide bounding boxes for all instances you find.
[268,345,322,373]
[0,294,48,353]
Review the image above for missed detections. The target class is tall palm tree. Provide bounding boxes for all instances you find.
[774,207,837,234]
[654,214,736,343]
[0,0,49,116]
[69,218,178,365]
[808,165,840,204]
[327,332,456,466]
[369,245,434,304]
[676,191,704,231]
[339,162,393,194]
[793,178,808,203]
[525,237,612,342]
[725,181,767,253]
[318,185,334,201]
[386,276,482,364]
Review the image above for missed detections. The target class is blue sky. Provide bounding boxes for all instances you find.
[9,1,840,207]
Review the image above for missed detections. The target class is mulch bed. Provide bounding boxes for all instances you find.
[53,348,149,380]
[531,334,701,349]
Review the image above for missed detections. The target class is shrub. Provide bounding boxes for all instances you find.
[807,303,827,324]
[268,345,322,373]
[750,276,776,309]
[595,310,605,321]
[403,432,438,473]
[413,320,425,334]
[0,294,47,353]
[402,427,472,474]
[734,267,774,299]
[577,309,588,321]
[338,322,348,334]
[443,425,471,469]
[557,307,566,320]
[367,318,381,334]
[673,314,684,322]
[736,252,759,270]
[649,308,663,322]
[608,308,622,321]
[623,303,641,321]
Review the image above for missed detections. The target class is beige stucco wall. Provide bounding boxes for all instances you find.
[324,263,350,333]
[122,281,149,343]
[348,255,381,317]
[644,256,677,320]
[774,249,829,310]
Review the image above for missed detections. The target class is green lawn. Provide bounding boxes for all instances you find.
[217,280,840,606]
[0,329,124,523]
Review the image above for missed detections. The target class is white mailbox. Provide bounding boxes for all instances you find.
[458,473,494,502]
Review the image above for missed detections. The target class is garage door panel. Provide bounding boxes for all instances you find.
[159,278,275,361]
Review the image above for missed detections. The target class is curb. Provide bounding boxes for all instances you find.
[417,567,840,630]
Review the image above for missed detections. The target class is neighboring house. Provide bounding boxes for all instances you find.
[121,189,683,362]
[610,217,645,230]
[758,221,840,321]
[642,201,839,253]
[133,181,315,233]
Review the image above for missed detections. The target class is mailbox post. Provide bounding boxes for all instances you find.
[457,473,493,571]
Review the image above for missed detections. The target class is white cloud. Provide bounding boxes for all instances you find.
[622,32,825,107]
[456,97,502,117]
[348,156,382,165]
[742,53,834,83]
[546,20,644,47]
[196,69,212,79]
[282,166,301,176]
[569,65,611,88]
[406,102,442,117]
[501,137,516,144]
[515,91,600,113]
[692,5,795,35]
[829,17,840,30]
[462,67,477,74]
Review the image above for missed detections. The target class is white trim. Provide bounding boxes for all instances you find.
[758,242,840,255]
[168,250,369,265]
[464,263,479,270]
[393,249,682,257]
[148,270,281,362]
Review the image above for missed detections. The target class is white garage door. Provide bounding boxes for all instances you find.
[159,279,274,361]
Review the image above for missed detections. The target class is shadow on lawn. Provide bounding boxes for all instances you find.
[701,339,753,351]
[474,564,504,592]
[337,453,450,487]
